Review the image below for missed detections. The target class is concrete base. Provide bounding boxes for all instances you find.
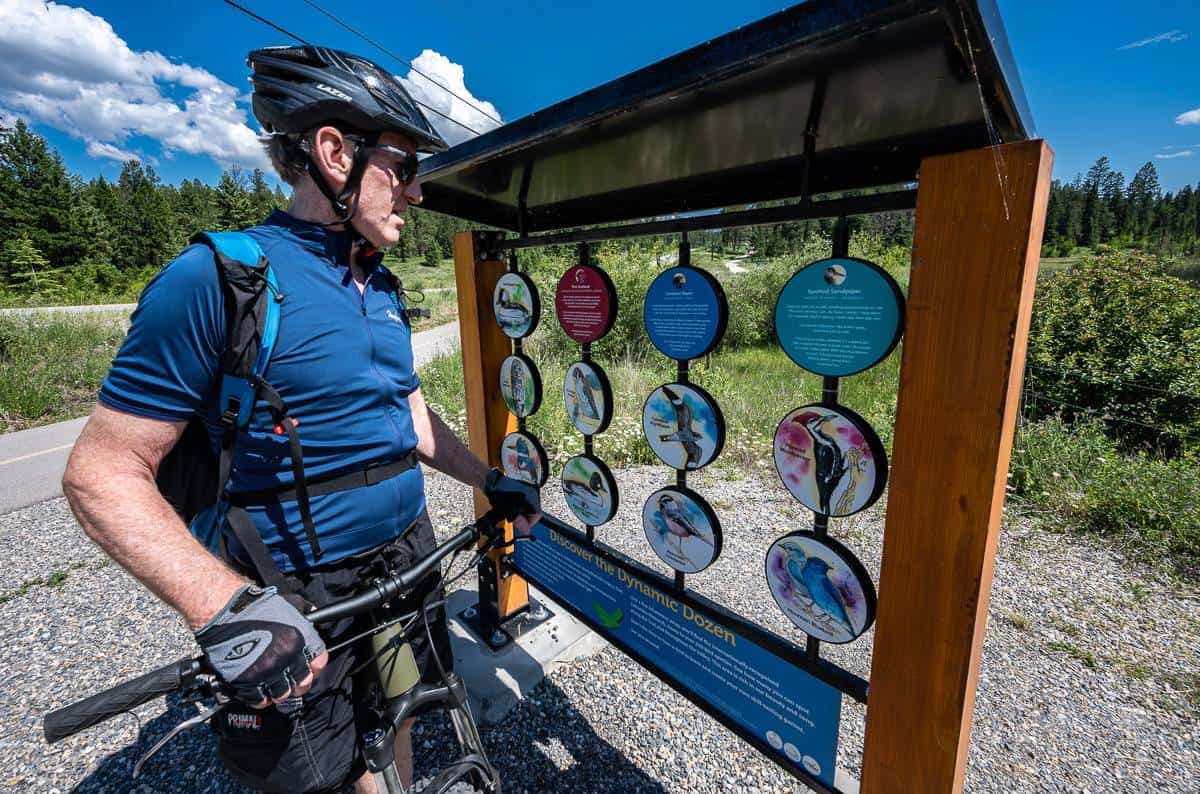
[447,586,607,726]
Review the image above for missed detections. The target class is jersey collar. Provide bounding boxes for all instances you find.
[263,210,383,269]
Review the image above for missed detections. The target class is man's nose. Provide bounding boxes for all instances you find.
[403,174,423,206]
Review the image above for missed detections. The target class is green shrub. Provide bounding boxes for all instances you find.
[1026,250,1200,456]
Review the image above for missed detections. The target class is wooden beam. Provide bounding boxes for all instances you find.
[452,230,528,618]
[861,140,1054,793]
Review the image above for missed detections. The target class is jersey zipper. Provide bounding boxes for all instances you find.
[359,272,406,447]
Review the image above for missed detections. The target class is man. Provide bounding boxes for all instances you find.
[61,45,538,793]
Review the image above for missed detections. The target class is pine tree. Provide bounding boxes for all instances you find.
[2,234,48,279]
[0,120,82,267]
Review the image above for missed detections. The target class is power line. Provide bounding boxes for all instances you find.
[297,0,503,127]
[219,0,485,138]
[1023,391,1200,444]
[1026,364,1200,403]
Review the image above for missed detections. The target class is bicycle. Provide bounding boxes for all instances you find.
[44,510,522,794]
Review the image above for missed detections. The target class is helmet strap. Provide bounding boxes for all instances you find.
[304,131,378,243]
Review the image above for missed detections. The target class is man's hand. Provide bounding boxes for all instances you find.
[195,585,329,708]
[484,468,540,518]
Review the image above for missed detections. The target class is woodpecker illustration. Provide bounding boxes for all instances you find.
[657,386,704,467]
[795,412,848,516]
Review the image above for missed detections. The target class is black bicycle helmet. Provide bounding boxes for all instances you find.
[249,45,447,153]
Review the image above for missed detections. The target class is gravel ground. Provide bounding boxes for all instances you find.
[1,466,1196,793]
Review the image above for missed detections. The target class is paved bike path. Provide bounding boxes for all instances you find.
[0,321,461,515]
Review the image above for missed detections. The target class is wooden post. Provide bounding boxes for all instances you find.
[860,140,1053,793]
[452,230,529,623]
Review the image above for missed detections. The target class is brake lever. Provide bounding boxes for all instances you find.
[133,699,226,778]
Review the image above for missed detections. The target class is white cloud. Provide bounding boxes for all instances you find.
[398,50,503,147]
[0,0,269,171]
[1177,107,1200,126]
[86,141,139,162]
[1118,30,1189,50]
[1155,150,1193,159]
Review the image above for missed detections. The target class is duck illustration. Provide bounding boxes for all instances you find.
[794,412,848,516]
[656,386,704,468]
[495,287,531,328]
[563,470,607,513]
[654,493,712,556]
[570,367,602,424]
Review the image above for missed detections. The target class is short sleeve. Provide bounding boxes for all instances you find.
[99,244,224,421]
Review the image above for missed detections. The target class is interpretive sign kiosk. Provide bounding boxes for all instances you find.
[435,1,1052,791]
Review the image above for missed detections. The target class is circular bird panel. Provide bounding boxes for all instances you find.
[643,266,729,361]
[563,360,613,436]
[642,383,725,471]
[561,454,619,526]
[499,354,542,418]
[642,487,723,574]
[493,272,541,339]
[774,257,904,377]
[765,532,876,644]
[555,265,618,343]
[500,431,549,487]
[773,404,887,517]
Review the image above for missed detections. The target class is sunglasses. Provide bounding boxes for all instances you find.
[364,143,420,185]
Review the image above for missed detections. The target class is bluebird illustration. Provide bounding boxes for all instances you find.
[657,386,704,467]
[655,493,713,556]
[507,361,527,414]
[783,546,854,637]
[795,412,848,516]
[513,438,539,483]
[570,368,601,424]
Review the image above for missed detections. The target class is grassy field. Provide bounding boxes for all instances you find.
[383,253,459,291]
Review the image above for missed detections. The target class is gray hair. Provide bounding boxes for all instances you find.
[259,132,310,186]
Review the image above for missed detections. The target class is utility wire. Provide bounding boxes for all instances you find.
[297,0,503,127]
[1023,391,1200,444]
[1026,364,1200,403]
[220,0,485,138]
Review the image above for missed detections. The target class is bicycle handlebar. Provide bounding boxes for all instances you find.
[43,510,508,744]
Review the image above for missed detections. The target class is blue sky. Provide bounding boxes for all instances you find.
[2,0,1197,192]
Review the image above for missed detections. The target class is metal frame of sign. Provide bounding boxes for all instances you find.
[555,264,619,343]
[561,453,620,526]
[772,402,889,517]
[773,257,906,377]
[642,265,730,361]
[641,381,727,471]
[563,359,614,436]
[494,271,542,339]
[515,513,867,794]
[500,430,550,487]
[764,530,878,645]
[642,485,724,574]
[500,353,543,419]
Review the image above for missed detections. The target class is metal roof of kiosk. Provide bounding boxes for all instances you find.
[417,0,1034,237]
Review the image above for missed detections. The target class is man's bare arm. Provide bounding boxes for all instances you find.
[407,387,490,490]
[62,403,248,629]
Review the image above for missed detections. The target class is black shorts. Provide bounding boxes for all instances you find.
[212,509,453,793]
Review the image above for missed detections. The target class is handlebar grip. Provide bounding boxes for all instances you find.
[43,657,202,744]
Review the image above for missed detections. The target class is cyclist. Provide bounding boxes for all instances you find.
[61,44,539,793]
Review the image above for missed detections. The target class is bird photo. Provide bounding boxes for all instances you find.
[565,363,606,435]
[765,535,871,644]
[773,405,878,517]
[642,488,720,573]
[643,384,722,470]
[562,456,616,525]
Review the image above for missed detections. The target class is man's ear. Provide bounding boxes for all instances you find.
[310,126,352,191]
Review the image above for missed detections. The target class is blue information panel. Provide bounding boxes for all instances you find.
[516,519,842,788]
[774,257,904,377]
[643,266,728,360]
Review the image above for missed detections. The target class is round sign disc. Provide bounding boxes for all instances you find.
[773,404,888,517]
[561,454,619,526]
[500,431,548,487]
[493,272,541,339]
[563,360,613,436]
[765,532,877,644]
[499,354,542,419]
[642,486,723,574]
[642,382,726,471]
[643,266,729,360]
[555,265,618,343]
[774,257,905,377]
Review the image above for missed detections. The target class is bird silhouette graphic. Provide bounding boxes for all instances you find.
[654,493,713,557]
[657,386,704,467]
[782,546,855,638]
[593,601,624,629]
[569,367,601,425]
[794,412,848,516]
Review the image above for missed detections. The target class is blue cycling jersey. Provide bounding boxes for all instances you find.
[100,210,427,573]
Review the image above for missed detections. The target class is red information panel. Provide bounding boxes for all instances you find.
[555,265,618,343]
